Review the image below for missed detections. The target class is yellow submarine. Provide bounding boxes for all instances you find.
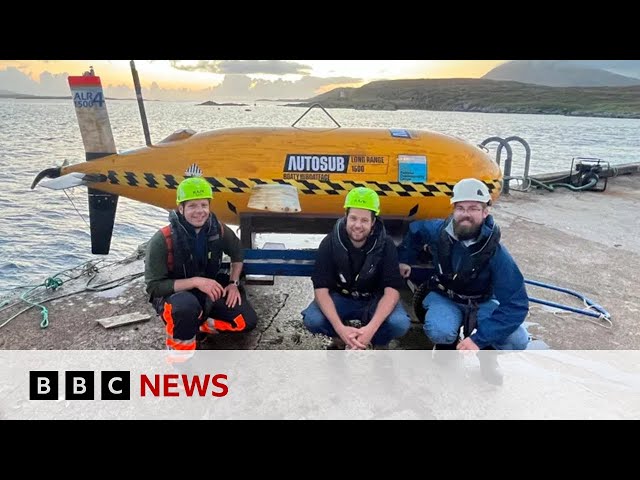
[31,70,502,254]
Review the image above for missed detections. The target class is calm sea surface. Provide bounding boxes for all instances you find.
[1,98,639,289]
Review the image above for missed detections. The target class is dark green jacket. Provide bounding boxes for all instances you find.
[144,213,243,299]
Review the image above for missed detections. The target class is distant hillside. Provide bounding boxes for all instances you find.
[483,60,640,87]
[563,60,640,79]
[292,78,640,119]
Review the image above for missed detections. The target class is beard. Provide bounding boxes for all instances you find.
[453,217,482,240]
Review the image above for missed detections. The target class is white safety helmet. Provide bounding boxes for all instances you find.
[450,178,491,204]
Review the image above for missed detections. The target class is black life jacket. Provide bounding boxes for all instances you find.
[431,215,501,301]
[161,211,225,280]
[330,217,386,298]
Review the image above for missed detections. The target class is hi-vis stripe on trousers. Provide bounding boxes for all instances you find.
[154,289,258,352]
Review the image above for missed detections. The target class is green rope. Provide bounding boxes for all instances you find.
[0,262,95,326]
[44,277,64,290]
[0,258,141,330]
[17,277,64,329]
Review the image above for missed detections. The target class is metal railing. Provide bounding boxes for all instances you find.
[480,136,531,194]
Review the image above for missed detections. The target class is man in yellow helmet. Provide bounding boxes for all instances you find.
[144,177,258,353]
[302,187,411,349]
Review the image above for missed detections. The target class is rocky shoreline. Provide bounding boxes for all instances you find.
[286,100,640,119]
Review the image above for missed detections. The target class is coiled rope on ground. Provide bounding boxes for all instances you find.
[0,256,143,330]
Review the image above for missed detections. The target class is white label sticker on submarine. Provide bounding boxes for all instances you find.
[284,155,349,173]
[398,155,427,182]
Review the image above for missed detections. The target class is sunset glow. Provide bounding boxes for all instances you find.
[0,60,507,101]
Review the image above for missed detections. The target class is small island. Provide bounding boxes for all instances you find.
[197,100,249,107]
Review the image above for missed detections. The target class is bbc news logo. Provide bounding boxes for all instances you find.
[30,371,130,400]
[29,371,229,400]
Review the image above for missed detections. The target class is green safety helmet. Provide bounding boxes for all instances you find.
[343,187,380,215]
[176,177,213,205]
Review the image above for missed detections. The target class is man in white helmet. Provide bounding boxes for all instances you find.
[397,178,529,382]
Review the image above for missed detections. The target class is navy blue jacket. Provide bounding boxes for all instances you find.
[397,217,529,348]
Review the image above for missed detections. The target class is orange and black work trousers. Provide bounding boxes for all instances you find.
[153,288,258,351]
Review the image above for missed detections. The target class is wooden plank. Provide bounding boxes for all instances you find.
[96,312,151,329]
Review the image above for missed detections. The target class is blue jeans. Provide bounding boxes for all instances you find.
[423,291,529,350]
[302,291,411,346]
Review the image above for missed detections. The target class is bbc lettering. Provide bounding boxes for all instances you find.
[29,371,130,400]
[29,371,229,400]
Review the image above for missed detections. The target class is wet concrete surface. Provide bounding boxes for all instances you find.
[1,174,638,351]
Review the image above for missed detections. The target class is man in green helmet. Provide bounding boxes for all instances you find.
[144,177,258,353]
[302,187,411,349]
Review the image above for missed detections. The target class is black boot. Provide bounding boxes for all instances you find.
[479,347,503,386]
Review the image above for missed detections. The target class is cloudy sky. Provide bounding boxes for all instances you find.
[0,60,506,102]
